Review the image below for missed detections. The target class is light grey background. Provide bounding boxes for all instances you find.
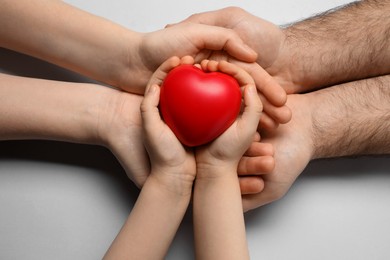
[0,0,389,259]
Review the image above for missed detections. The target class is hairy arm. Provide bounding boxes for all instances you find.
[278,0,390,92]
[242,74,390,211]
[311,74,390,158]
[178,1,389,93]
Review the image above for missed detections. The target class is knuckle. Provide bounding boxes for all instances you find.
[224,6,244,14]
[187,13,200,21]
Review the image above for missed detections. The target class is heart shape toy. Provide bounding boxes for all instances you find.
[159,64,241,147]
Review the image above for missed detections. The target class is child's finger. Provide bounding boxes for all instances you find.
[200,59,218,71]
[146,56,181,93]
[239,84,263,138]
[180,55,195,65]
[140,84,162,132]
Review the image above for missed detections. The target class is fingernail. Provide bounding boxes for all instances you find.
[244,44,256,54]
[248,85,256,94]
[148,85,157,95]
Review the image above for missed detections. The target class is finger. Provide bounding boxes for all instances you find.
[140,84,161,132]
[180,55,195,65]
[244,142,274,157]
[238,155,275,175]
[200,59,218,72]
[190,23,257,63]
[146,56,181,93]
[259,94,292,125]
[242,191,282,212]
[179,8,230,27]
[258,113,279,131]
[233,61,287,107]
[217,60,256,87]
[238,84,263,137]
[239,176,265,195]
[252,131,261,142]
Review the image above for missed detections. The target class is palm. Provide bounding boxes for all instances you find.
[242,94,314,211]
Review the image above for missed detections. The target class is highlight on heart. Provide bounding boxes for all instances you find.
[159,64,242,147]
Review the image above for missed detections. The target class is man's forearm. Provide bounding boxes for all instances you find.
[0,0,139,89]
[310,74,390,159]
[280,0,390,92]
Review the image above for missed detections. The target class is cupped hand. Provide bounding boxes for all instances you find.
[195,60,263,177]
[141,56,197,193]
[176,7,298,94]
[165,14,291,129]
[122,22,257,94]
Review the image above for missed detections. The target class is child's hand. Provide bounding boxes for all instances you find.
[233,60,292,130]
[195,60,263,178]
[141,56,196,195]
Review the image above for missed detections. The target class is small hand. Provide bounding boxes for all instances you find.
[141,56,197,194]
[195,60,263,177]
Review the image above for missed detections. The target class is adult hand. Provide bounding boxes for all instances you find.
[96,90,150,188]
[123,22,257,94]
[175,7,297,93]
[242,93,314,211]
[168,11,291,129]
[241,74,390,211]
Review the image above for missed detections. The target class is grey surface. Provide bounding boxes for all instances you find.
[1,1,389,259]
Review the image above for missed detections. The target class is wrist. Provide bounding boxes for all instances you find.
[96,89,143,148]
[148,170,194,197]
[112,31,147,94]
[196,162,238,182]
[265,27,304,94]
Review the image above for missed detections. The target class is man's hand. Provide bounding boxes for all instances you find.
[242,75,390,212]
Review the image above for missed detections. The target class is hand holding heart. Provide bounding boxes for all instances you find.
[141,56,274,194]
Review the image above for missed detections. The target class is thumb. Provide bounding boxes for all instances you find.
[197,24,257,62]
[140,84,161,132]
[239,84,263,136]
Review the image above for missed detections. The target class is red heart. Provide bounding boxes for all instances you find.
[160,64,241,147]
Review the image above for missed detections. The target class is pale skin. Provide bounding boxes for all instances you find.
[177,0,390,210]
[0,0,290,127]
[0,0,289,191]
[193,59,262,260]
[0,70,272,195]
[103,56,263,259]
